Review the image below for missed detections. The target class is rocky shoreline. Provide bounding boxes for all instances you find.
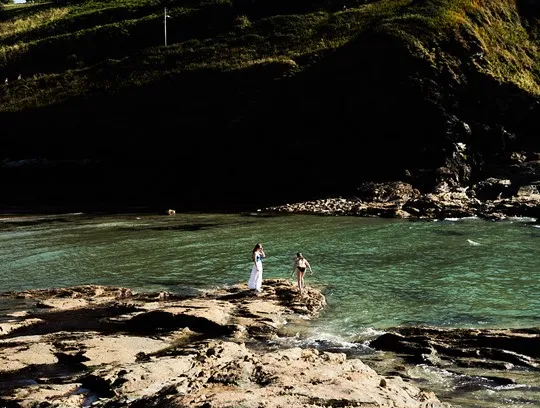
[261,181,540,221]
[259,147,540,221]
[1,280,539,408]
[0,280,451,408]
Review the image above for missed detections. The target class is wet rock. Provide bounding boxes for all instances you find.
[366,326,540,392]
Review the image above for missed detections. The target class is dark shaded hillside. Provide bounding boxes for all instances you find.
[1,0,539,213]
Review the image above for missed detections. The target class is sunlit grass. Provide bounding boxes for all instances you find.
[455,0,540,94]
[365,0,540,95]
[0,7,70,39]
[0,0,539,110]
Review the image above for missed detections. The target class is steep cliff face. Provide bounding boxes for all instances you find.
[316,0,540,190]
[0,0,538,212]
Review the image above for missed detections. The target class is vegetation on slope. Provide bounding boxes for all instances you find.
[0,0,538,108]
[0,0,539,211]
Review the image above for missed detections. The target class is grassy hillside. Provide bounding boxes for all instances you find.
[0,0,403,112]
[1,0,538,106]
[0,0,539,211]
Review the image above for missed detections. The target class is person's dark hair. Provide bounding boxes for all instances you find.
[253,243,262,253]
[297,252,302,258]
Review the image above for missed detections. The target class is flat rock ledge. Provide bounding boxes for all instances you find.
[0,280,448,408]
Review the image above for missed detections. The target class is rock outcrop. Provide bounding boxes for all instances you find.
[365,326,540,407]
[0,280,449,408]
[262,179,540,220]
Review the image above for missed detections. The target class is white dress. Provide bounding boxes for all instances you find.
[247,253,263,291]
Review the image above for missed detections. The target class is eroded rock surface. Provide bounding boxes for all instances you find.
[0,280,449,407]
[364,326,540,406]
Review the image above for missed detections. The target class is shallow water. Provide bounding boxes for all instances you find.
[1,212,539,407]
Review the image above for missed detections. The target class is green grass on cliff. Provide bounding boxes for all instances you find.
[0,0,539,112]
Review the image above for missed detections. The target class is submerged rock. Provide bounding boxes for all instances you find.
[365,326,540,404]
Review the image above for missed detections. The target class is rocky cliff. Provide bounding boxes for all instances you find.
[0,0,539,213]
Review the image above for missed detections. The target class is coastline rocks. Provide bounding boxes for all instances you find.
[0,280,448,408]
[365,326,540,401]
[262,180,540,220]
[261,151,540,220]
[369,327,540,370]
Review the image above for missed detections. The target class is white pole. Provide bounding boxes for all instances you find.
[164,7,167,46]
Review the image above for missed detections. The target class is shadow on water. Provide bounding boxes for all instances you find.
[0,217,72,230]
[431,229,468,236]
[119,222,220,232]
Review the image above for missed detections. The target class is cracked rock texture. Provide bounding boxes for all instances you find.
[0,279,448,407]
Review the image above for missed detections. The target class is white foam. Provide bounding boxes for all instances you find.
[443,216,479,222]
[492,383,529,391]
[507,216,537,223]
[92,222,132,228]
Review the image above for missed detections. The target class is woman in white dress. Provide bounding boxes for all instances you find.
[248,243,265,292]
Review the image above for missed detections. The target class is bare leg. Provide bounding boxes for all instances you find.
[297,271,305,293]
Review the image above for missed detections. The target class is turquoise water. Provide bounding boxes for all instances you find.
[1,212,538,331]
[1,212,539,407]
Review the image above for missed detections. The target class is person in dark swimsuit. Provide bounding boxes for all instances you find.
[292,252,313,294]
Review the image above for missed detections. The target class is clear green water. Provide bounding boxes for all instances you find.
[1,212,539,407]
[1,212,538,331]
